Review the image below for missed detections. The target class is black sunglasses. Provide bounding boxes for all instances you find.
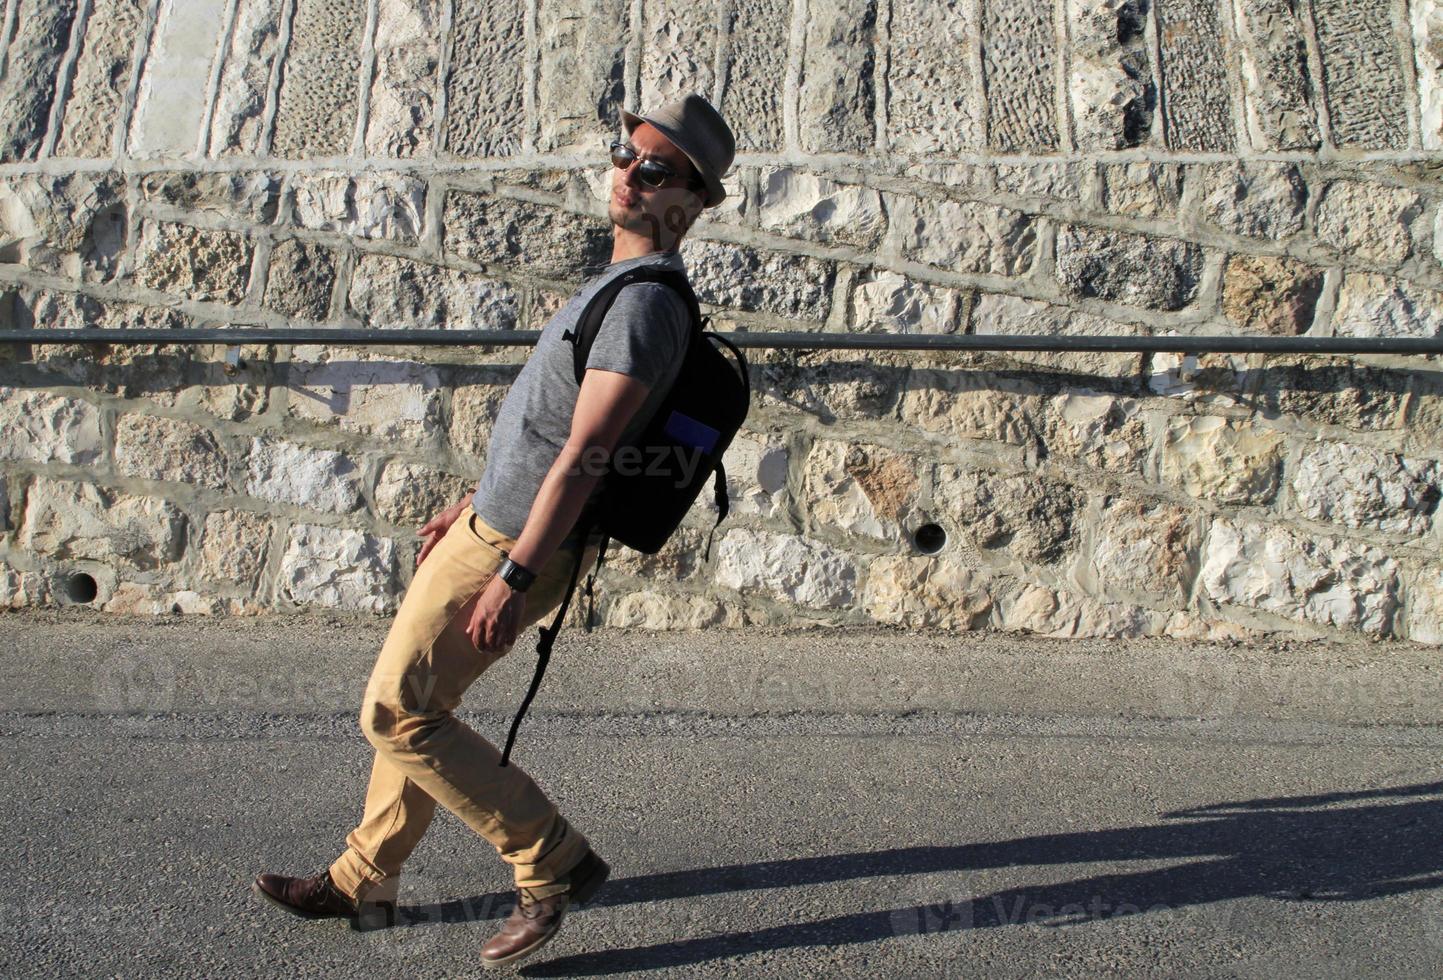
[609,141,697,190]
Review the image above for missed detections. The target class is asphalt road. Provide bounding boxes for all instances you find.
[2,609,1442,978]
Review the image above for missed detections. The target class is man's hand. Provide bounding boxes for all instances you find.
[463,574,527,653]
[416,492,474,568]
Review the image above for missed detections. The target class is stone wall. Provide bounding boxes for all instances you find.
[0,0,1440,644]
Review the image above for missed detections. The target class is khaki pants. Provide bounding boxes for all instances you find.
[328,510,600,905]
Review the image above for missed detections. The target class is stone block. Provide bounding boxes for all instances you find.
[245,438,364,512]
[1088,497,1195,601]
[885,195,1036,276]
[127,0,228,157]
[887,0,981,153]
[1232,0,1320,149]
[443,0,525,157]
[285,350,442,443]
[993,162,1086,201]
[374,461,471,528]
[279,523,397,612]
[1254,356,1409,432]
[1100,163,1182,219]
[139,171,281,223]
[934,466,1083,565]
[760,352,906,422]
[1292,442,1440,535]
[366,0,443,158]
[1155,0,1234,151]
[714,528,858,608]
[757,169,883,248]
[1312,0,1409,149]
[271,0,366,157]
[719,431,789,519]
[1315,181,1423,266]
[999,583,1153,639]
[56,0,145,157]
[1221,254,1324,335]
[1055,227,1203,310]
[0,568,51,609]
[640,0,719,110]
[447,383,508,460]
[972,293,1143,376]
[444,191,611,280]
[1044,392,1147,474]
[1200,518,1399,634]
[348,253,519,330]
[114,414,229,489]
[0,387,102,464]
[0,173,127,281]
[208,0,286,156]
[1333,273,1443,339]
[264,239,336,321]
[19,477,185,570]
[1161,415,1283,504]
[290,172,425,243]
[602,591,737,630]
[1407,568,1443,645]
[134,222,253,303]
[799,0,877,153]
[900,374,1039,446]
[1067,0,1154,150]
[803,440,921,542]
[862,557,993,630]
[0,0,78,161]
[535,0,627,152]
[1200,162,1307,240]
[848,271,961,334]
[602,526,705,581]
[198,510,270,584]
[1417,1,1443,150]
[684,239,833,320]
[981,0,1059,151]
[720,0,789,151]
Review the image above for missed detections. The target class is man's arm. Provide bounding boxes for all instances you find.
[463,367,651,651]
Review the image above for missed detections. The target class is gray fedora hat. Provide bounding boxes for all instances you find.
[621,94,736,208]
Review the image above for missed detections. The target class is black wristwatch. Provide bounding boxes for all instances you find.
[497,556,537,593]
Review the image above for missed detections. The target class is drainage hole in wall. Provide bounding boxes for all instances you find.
[65,573,98,604]
[912,523,947,555]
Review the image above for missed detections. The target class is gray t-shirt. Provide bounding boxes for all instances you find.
[471,249,691,545]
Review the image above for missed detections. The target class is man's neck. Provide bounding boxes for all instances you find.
[610,227,683,264]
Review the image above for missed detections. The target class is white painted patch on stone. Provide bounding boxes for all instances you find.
[279,524,396,612]
[245,438,364,512]
[1200,519,1399,634]
[715,528,857,609]
[128,0,230,156]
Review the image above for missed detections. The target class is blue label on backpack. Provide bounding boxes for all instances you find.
[663,410,720,453]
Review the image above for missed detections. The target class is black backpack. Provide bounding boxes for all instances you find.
[499,266,750,765]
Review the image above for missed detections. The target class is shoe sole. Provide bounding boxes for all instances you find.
[480,855,611,971]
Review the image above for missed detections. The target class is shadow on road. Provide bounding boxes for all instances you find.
[431,779,1443,974]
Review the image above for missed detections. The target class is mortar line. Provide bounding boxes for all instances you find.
[40,0,93,160]
[0,0,19,86]
[117,0,164,161]
[964,0,985,154]
[783,0,805,154]
[258,0,298,158]
[351,0,380,159]
[974,0,991,151]
[624,0,643,112]
[522,0,538,153]
[873,0,890,155]
[709,0,729,109]
[1144,0,1166,151]
[1297,0,1333,152]
[1216,0,1251,155]
[430,0,455,159]
[1051,0,1072,153]
[197,0,242,159]
[1395,0,1422,151]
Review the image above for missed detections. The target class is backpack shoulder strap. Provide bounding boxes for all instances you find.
[564,266,701,385]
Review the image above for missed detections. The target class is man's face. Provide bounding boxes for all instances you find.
[608,122,705,247]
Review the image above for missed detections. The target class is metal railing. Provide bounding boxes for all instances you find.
[1,327,1440,356]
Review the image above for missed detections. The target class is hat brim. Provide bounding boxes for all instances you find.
[621,109,727,208]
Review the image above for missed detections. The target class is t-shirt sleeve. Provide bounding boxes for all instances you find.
[582,282,690,389]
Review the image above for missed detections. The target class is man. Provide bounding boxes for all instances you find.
[253,94,736,969]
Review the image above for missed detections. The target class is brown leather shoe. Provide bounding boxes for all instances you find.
[480,850,611,970]
[252,870,396,930]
